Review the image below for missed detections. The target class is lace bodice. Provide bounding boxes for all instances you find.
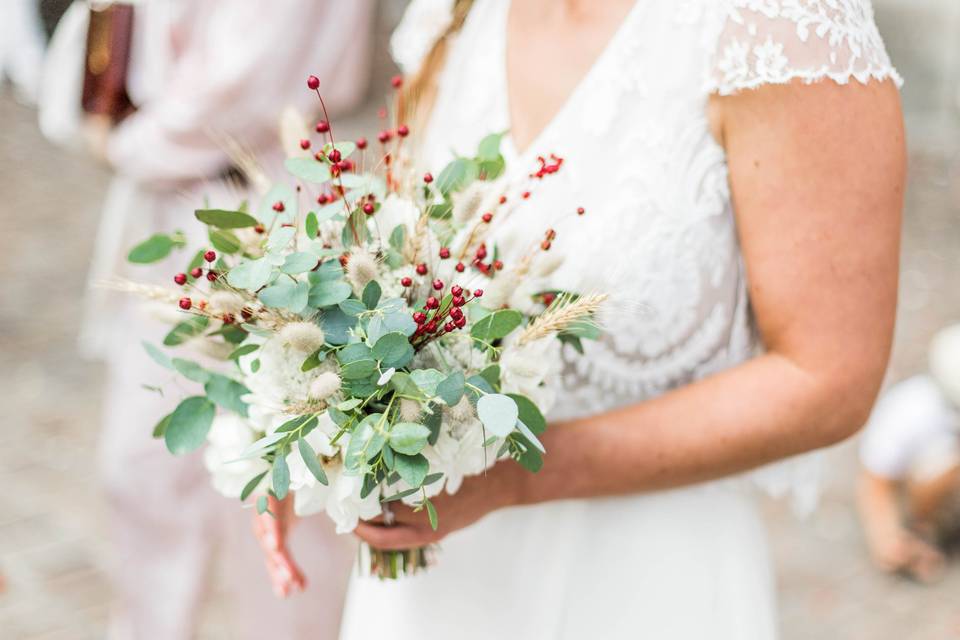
[392,0,900,513]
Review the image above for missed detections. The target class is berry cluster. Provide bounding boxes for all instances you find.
[410,282,484,348]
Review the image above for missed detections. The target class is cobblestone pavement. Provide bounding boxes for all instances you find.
[3,42,960,640]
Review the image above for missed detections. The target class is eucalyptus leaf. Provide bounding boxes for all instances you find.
[372,332,414,369]
[297,438,328,485]
[285,157,331,184]
[344,416,386,470]
[308,280,352,308]
[128,233,176,263]
[281,252,319,274]
[388,422,431,455]
[171,358,211,384]
[240,471,268,501]
[394,452,428,488]
[362,280,381,309]
[226,257,273,291]
[208,228,242,254]
[163,316,210,346]
[470,310,523,342]
[272,454,290,500]
[476,393,519,437]
[165,396,215,455]
[195,209,259,229]
[204,374,250,417]
[437,371,465,406]
[142,341,174,370]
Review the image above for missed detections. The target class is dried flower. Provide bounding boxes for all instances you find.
[309,371,342,400]
[279,322,326,353]
[345,250,380,294]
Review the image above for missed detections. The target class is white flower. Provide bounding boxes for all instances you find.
[499,336,563,413]
[239,334,336,410]
[203,413,269,499]
[376,194,420,237]
[292,462,382,533]
[423,417,498,496]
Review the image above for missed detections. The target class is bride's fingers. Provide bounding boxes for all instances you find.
[354,521,432,550]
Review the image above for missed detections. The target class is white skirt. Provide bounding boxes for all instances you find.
[339,482,777,640]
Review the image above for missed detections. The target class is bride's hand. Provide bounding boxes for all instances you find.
[353,463,522,550]
[252,494,307,597]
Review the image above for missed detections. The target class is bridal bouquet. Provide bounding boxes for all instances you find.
[118,75,604,578]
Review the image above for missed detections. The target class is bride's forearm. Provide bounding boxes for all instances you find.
[507,350,878,506]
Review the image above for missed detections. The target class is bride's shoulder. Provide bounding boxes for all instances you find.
[699,0,902,95]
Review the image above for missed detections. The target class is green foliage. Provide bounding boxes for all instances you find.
[281,252,319,274]
[285,157,331,184]
[272,453,290,500]
[171,357,210,384]
[128,232,184,263]
[476,393,519,437]
[362,280,382,309]
[143,341,173,370]
[226,256,273,291]
[195,209,259,229]
[337,343,377,379]
[425,497,439,530]
[228,344,259,361]
[308,279,352,308]
[208,228,242,254]
[164,396,216,455]
[388,422,431,455]
[298,438,328,485]
[305,212,319,239]
[152,413,171,439]
[259,278,309,313]
[436,157,479,195]
[470,309,523,342]
[506,394,546,434]
[394,452,428,487]
[372,332,414,369]
[437,371,465,406]
[204,374,250,417]
[163,316,210,346]
[240,471,268,501]
[344,415,387,470]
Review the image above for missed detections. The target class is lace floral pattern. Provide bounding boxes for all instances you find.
[391,0,899,513]
[707,0,903,94]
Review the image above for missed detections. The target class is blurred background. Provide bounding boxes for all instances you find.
[1,1,958,638]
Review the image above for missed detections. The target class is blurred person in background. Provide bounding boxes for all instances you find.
[858,324,960,583]
[38,1,375,638]
[0,0,47,103]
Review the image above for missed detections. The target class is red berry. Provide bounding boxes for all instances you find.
[272,201,285,212]
[425,320,438,333]
[254,224,266,234]
[432,279,444,291]
[452,295,466,307]
[327,149,341,163]
[397,125,410,137]
[475,245,487,260]
[450,285,463,296]
[454,316,467,328]
[241,307,253,320]
[577,206,585,215]
[391,74,403,88]
[499,195,507,205]
[222,313,235,324]
[378,130,391,144]
[338,160,351,172]
[426,296,439,309]
[401,277,413,287]
[316,120,330,133]
[481,212,493,223]
[317,193,330,205]
[423,172,434,184]
[541,240,552,251]
[362,202,375,215]
[439,247,450,259]
[493,260,504,271]
[206,271,218,282]
[450,307,463,320]
[473,289,484,297]
[173,273,187,285]
[355,137,368,150]
[444,321,455,332]
[455,262,466,273]
[190,267,203,279]
[522,191,531,199]
[315,151,325,162]
[307,75,320,90]
[413,312,427,324]
[203,250,216,262]
[300,139,311,150]
[179,297,192,310]
[416,263,428,275]
[542,292,556,305]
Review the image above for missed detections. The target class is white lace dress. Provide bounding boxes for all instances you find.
[340,2,901,638]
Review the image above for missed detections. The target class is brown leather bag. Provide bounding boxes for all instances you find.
[81,3,135,122]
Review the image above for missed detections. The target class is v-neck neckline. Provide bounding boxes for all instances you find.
[498,0,643,162]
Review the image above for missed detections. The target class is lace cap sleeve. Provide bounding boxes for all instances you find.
[390,0,455,75]
[706,0,903,95]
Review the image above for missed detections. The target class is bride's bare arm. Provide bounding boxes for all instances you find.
[355,79,905,548]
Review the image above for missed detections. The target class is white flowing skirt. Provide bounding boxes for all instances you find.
[339,482,777,640]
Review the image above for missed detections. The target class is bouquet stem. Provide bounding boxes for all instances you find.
[362,544,434,579]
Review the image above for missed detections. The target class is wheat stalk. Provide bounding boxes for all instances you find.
[515,293,607,346]
[97,277,183,304]
[405,211,431,264]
